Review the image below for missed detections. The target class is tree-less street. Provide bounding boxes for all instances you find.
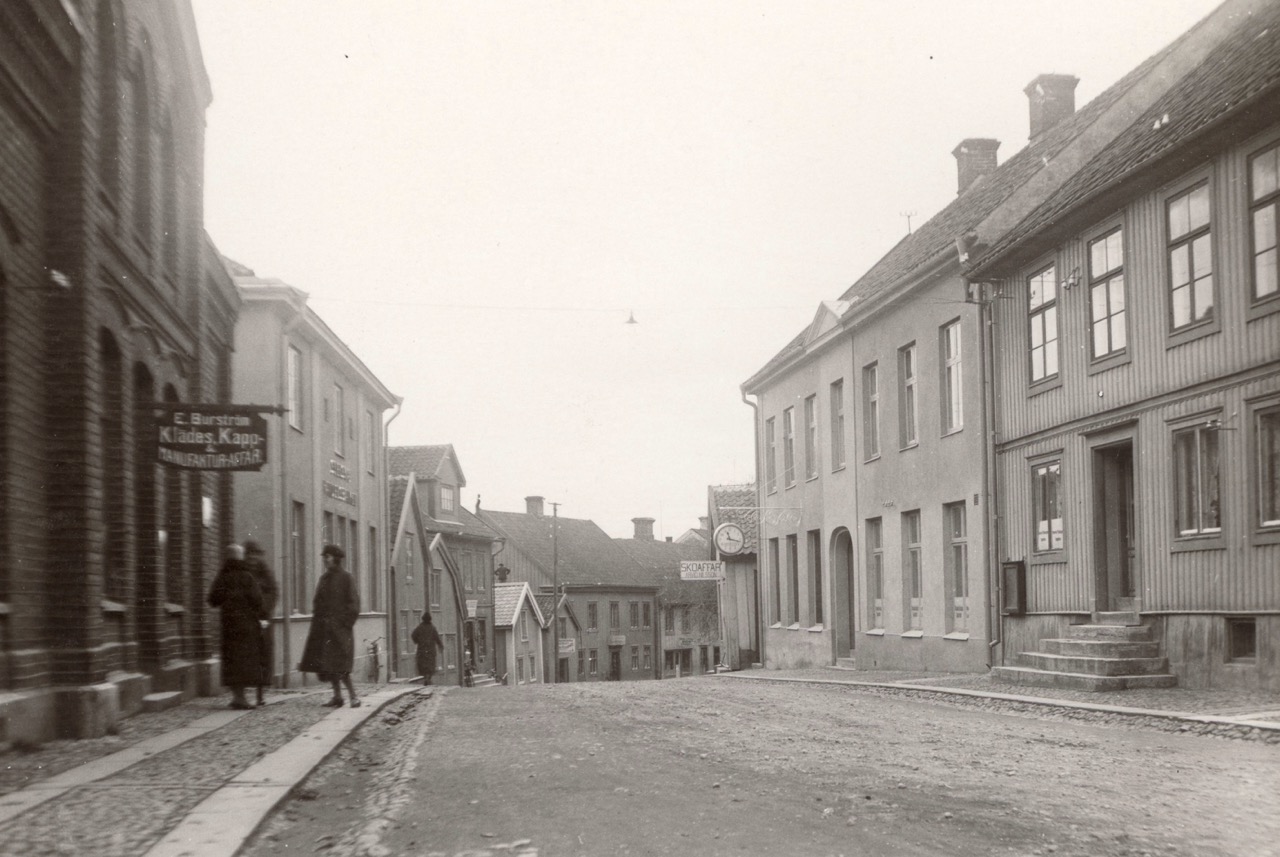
[242,678,1279,857]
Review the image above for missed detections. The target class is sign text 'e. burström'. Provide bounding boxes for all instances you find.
[156,408,269,471]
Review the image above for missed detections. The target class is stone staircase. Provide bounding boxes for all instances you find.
[468,672,500,688]
[992,612,1178,691]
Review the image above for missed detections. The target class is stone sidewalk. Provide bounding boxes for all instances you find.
[1,669,1278,856]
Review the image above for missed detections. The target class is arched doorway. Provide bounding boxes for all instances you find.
[830,528,855,661]
[133,362,160,673]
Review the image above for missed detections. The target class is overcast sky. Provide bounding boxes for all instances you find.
[192,0,1222,539]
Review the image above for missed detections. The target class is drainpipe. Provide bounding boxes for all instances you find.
[382,396,403,675]
[973,279,1001,666]
[740,388,764,668]
[278,296,306,688]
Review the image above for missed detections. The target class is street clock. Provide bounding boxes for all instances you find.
[713,522,746,556]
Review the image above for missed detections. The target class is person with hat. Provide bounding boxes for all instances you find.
[297,544,361,707]
[208,543,267,710]
[242,540,279,706]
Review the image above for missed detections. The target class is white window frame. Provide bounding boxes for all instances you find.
[830,379,846,470]
[804,394,818,479]
[1028,265,1059,383]
[940,322,963,433]
[782,407,796,487]
[1174,421,1222,538]
[902,510,921,631]
[863,363,879,460]
[1088,227,1127,361]
[1032,461,1064,553]
[865,518,883,631]
[899,344,917,447]
[1166,181,1214,331]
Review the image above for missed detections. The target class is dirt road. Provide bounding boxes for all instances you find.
[243,678,1280,857]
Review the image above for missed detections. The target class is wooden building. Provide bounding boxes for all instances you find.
[968,0,1280,691]
[492,582,546,686]
[0,0,238,740]
[708,484,760,670]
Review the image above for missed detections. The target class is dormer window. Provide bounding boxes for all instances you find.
[440,485,455,513]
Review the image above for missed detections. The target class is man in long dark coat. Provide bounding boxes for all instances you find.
[298,544,361,707]
[411,613,444,685]
[243,540,279,706]
[208,544,266,710]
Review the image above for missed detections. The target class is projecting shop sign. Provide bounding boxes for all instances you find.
[679,560,725,580]
[156,408,268,471]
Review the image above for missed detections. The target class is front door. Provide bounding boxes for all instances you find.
[1094,442,1136,611]
[557,657,569,683]
[608,649,621,681]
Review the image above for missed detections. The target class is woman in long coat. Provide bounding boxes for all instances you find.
[208,544,266,709]
[298,544,361,707]
[243,540,279,706]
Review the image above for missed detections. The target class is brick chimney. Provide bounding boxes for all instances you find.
[525,495,544,517]
[952,138,1000,195]
[632,517,655,540]
[1024,73,1079,139]
[699,516,711,531]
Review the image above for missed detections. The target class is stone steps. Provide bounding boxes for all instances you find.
[1020,652,1170,676]
[995,614,1177,693]
[141,691,184,713]
[990,665,1178,691]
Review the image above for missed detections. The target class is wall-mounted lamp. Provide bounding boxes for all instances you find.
[1061,267,1081,290]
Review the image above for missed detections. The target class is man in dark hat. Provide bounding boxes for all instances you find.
[242,540,279,706]
[208,544,266,710]
[297,544,361,707]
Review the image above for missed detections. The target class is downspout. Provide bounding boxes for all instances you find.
[383,396,403,676]
[740,388,764,668]
[972,279,1002,664]
[278,297,306,688]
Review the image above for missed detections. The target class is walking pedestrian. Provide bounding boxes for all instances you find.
[297,544,361,708]
[243,539,279,706]
[411,613,444,686]
[208,543,266,710]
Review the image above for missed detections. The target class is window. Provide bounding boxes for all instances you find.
[1249,141,1280,302]
[578,650,585,677]
[445,633,457,669]
[643,645,652,670]
[863,363,879,458]
[830,379,846,469]
[1174,423,1221,536]
[1228,618,1256,662]
[291,501,307,613]
[631,646,639,671]
[520,609,529,641]
[765,417,777,492]
[866,519,883,630]
[643,602,651,629]
[664,606,675,633]
[1028,265,1059,382]
[1088,228,1127,359]
[804,394,818,479]
[783,408,796,486]
[945,502,968,633]
[1167,183,1214,329]
[588,601,598,631]
[430,566,441,608]
[1258,406,1280,531]
[1033,462,1064,552]
[366,411,377,473]
[807,529,823,626]
[333,384,345,455]
[440,485,455,513]
[368,525,379,611]
[902,511,922,631]
[940,322,963,432]
[349,519,359,583]
[287,346,303,430]
[529,654,536,682]
[589,649,598,676]
[899,345,918,447]
[477,619,487,658]
[558,616,568,639]
[768,537,780,624]
[517,658,524,683]
[786,534,799,625]
[629,601,640,629]
[610,601,620,629]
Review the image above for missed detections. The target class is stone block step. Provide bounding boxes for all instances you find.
[1042,639,1160,658]
[1019,652,1170,676]
[1093,611,1142,626]
[141,691,184,713]
[834,657,856,670]
[1065,624,1154,641]
[991,665,1178,692]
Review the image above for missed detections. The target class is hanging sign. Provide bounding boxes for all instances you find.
[680,560,725,581]
[156,407,269,471]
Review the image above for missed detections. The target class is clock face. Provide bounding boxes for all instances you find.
[714,523,745,556]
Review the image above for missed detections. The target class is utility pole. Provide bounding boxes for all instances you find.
[550,501,559,684]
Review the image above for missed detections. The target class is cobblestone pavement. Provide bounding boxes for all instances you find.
[0,683,389,857]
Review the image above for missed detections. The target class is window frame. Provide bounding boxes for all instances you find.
[786,534,799,627]
[804,394,818,480]
[1251,399,1280,545]
[830,378,846,471]
[1247,138,1280,316]
[863,362,880,460]
[1085,223,1131,373]
[765,417,778,493]
[898,344,918,449]
[332,383,345,456]
[807,529,823,627]
[782,407,796,487]
[1027,263,1061,387]
[865,518,884,632]
[287,345,304,431]
[944,501,969,636]
[1031,458,1065,558]
[768,537,781,626]
[939,321,963,435]
[1172,417,1224,544]
[901,510,922,632]
[1164,178,1218,342]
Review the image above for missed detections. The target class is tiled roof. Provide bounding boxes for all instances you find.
[387,445,464,486]
[389,475,411,537]
[745,10,1202,389]
[970,1,1280,274]
[710,483,759,553]
[533,592,578,629]
[479,508,649,587]
[492,581,543,628]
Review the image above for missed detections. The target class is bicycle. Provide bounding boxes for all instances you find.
[364,637,384,684]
